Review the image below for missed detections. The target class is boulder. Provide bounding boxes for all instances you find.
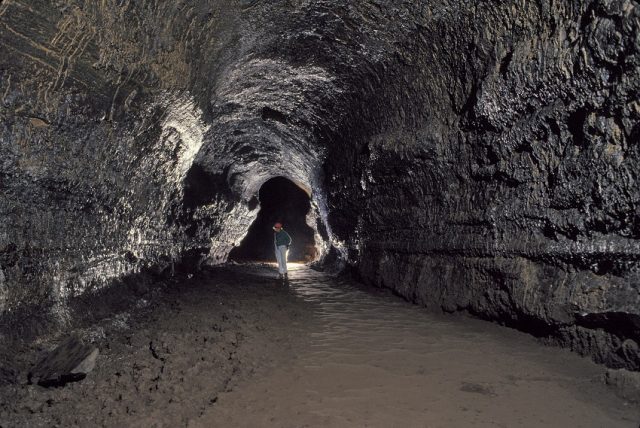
[29,336,99,387]
[605,368,640,404]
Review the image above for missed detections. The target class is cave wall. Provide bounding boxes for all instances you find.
[319,0,640,369]
[1,0,639,369]
[0,0,341,329]
[0,0,247,325]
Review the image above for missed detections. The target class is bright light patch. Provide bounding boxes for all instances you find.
[287,262,306,270]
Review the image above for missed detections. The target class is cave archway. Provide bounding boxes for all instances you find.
[230,177,318,262]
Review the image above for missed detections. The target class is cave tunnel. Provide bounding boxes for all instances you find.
[229,177,318,263]
[1,0,640,425]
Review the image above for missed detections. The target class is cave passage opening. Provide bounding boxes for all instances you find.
[229,177,318,263]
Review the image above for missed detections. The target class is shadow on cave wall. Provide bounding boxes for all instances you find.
[229,177,318,263]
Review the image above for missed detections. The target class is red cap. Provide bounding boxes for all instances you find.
[273,222,283,229]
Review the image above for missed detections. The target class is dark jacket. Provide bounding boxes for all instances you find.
[274,229,292,247]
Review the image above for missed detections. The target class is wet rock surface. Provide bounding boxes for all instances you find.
[0,0,639,374]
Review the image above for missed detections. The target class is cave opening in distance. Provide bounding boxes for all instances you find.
[229,177,318,263]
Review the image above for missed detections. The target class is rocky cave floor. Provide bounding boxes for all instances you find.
[1,264,639,427]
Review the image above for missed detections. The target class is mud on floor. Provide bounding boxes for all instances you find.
[0,265,313,427]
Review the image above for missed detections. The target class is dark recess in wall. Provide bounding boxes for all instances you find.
[229,177,317,262]
[182,164,233,210]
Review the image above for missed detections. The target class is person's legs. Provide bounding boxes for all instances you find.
[277,245,288,275]
[281,246,288,275]
[275,246,283,276]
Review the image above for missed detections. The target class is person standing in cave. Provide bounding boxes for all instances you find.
[273,222,292,280]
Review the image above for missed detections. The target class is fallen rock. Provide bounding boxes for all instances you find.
[460,382,497,397]
[604,368,640,404]
[29,335,99,387]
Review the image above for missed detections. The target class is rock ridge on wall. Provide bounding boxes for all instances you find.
[1,0,639,371]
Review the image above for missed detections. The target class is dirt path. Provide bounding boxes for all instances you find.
[0,266,312,427]
[197,265,638,428]
[1,264,638,427]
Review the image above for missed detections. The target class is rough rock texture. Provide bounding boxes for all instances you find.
[0,266,313,426]
[28,335,98,387]
[1,0,639,370]
[331,0,640,370]
[0,0,244,330]
[606,368,640,402]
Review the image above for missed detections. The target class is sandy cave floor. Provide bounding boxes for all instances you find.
[1,264,638,427]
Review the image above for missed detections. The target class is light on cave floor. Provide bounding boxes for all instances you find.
[266,262,306,270]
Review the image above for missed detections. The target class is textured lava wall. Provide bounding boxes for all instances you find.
[1,0,639,369]
[0,0,333,328]
[318,0,640,370]
[1,1,231,326]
